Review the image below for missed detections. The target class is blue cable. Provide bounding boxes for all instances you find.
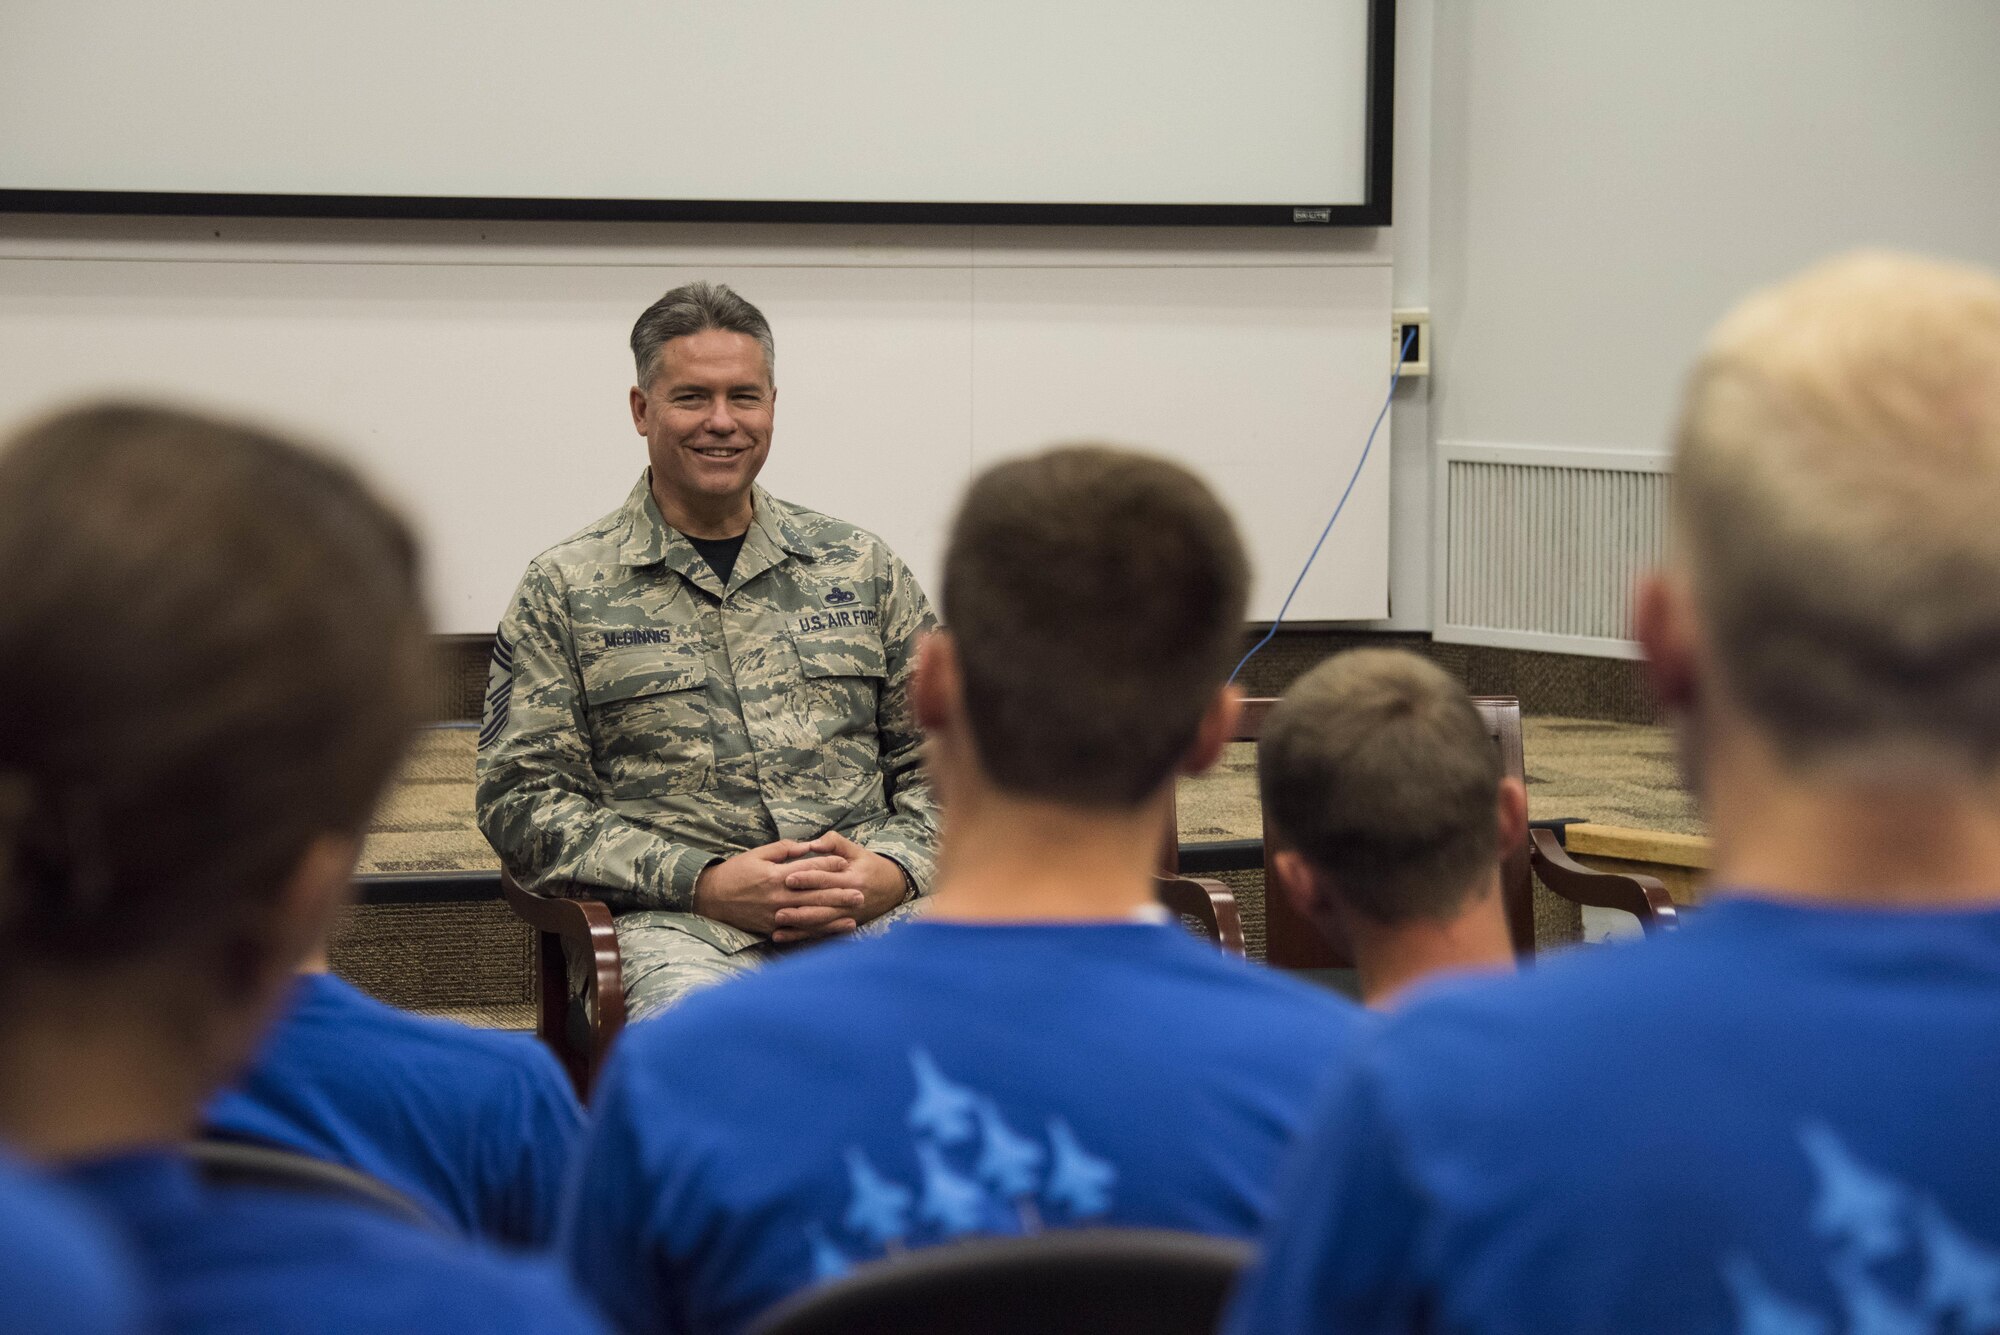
[1228,323,1418,685]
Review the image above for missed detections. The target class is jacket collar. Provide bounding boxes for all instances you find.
[613,471,814,593]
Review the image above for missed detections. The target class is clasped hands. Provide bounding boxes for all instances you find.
[691,832,907,943]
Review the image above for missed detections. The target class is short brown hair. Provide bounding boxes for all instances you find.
[0,403,428,977]
[943,445,1249,806]
[1260,649,1500,923]
[1674,251,2000,777]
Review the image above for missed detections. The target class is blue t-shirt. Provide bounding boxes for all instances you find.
[1226,895,2000,1335]
[206,971,582,1246]
[561,919,1362,1335]
[0,1151,144,1334]
[66,1149,609,1334]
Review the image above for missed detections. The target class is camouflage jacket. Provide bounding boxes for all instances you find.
[476,473,939,930]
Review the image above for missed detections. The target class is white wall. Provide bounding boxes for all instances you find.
[0,1,1440,639]
[1427,1,2000,459]
[0,218,1397,633]
[26,3,1982,640]
[1378,0,1435,629]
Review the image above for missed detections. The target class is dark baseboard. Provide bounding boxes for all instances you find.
[1228,627,1660,725]
[426,628,1659,727]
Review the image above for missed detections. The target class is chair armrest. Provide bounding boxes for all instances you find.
[1155,875,1247,958]
[500,872,626,1095]
[1527,828,1680,934]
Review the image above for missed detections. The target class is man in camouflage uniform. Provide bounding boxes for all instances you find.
[477,282,938,1020]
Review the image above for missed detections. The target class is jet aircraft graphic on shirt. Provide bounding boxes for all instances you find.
[808,1048,1120,1284]
[1723,1123,2000,1334]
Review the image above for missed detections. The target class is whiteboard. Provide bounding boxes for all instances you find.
[0,228,1391,631]
[0,0,1386,223]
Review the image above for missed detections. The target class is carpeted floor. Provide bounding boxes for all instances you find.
[1176,717,1699,844]
[338,719,1700,1026]
[329,724,535,1027]
[361,724,499,874]
[367,718,1700,876]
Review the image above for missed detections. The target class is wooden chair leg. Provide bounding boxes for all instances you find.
[503,872,626,1099]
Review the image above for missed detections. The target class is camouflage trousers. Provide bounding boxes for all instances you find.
[618,897,929,1024]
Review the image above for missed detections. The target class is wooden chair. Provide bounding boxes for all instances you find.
[1185,694,1675,969]
[1527,827,1679,934]
[1163,694,1348,968]
[506,865,1250,1097]
[1155,875,1246,956]
[500,871,624,1097]
[1481,696,1537,955]
[748,1228,1251,1335]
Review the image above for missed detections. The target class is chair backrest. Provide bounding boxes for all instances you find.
[748,1228,1252,1335]
[1155,874,1247,956]
[1471,696,1534,957]
[189,1134,444,1232]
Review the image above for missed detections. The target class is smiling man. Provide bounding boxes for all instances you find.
[478,283,938,1020]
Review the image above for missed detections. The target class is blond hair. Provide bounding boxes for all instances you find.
[1673,251,2000,776]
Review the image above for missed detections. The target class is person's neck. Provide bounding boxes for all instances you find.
[1698,721,2000,907]
[0,999,213,1163]
[652,479,753,541]
[925,784,1166,923]
[1343,875,1516,1007]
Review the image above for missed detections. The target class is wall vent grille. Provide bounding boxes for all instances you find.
[1433,443,1671,659]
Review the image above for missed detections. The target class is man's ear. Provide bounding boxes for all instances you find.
[1179,685,1242,777]
[1494,775,1529,859]
[1271,847,1332,927]
[1634,567,1700,715]
[270,835,358,984]
[629,385,649,435]
[202,833,358,1088]
[913,631,957,734]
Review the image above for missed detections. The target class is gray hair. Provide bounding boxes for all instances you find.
[629,282,776,388]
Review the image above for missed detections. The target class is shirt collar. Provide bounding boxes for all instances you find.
[613,471,814,574]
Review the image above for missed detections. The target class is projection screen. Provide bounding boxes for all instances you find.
[0,0,1392,226]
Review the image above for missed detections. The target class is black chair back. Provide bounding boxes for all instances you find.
[188,1133,444,1233]
[749,1227,1251,1335]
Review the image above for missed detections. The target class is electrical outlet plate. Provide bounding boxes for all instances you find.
[1392,307,1430,377]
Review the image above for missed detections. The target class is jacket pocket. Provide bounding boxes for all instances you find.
[789,630,887,761]
[582,645,715,797]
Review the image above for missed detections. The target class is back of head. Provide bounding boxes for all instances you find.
[1260,649,1500,923]
[0,402,428,988]
[1673,251,2000,779]
[942,445,1249,807]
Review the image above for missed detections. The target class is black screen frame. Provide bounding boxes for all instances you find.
[0,0,1394,229]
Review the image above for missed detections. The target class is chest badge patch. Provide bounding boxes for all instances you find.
[797,585,879,633]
